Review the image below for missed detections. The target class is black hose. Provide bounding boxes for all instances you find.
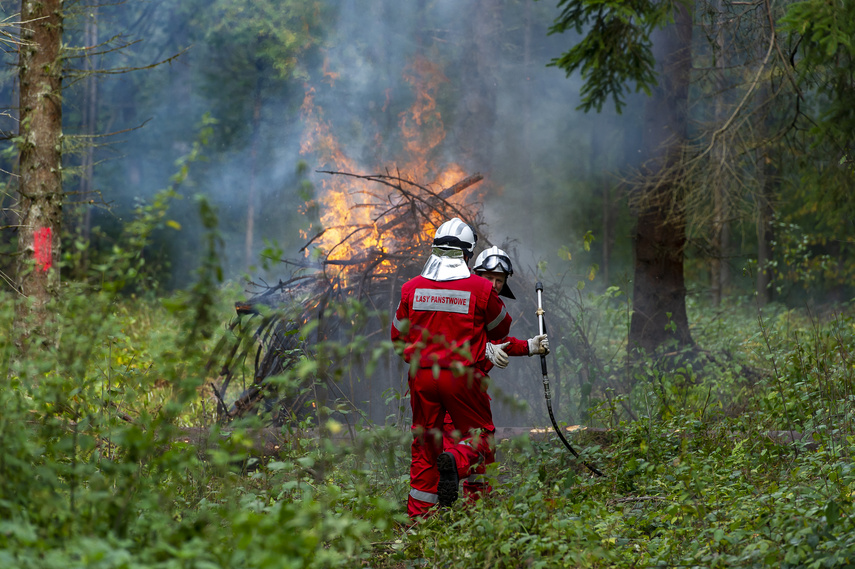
[541,360,603,477]
[536,282,603,477]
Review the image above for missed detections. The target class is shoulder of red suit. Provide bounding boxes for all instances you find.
[405,274,493,290]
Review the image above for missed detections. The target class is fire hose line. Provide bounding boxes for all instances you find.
[536,282,604,478]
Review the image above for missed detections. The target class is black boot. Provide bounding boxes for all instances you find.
[437,452,459,507]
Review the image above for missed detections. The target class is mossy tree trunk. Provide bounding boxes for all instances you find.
[16,0,64,346]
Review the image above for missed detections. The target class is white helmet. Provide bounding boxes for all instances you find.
[433,217,477,259]
[473,246,515,298]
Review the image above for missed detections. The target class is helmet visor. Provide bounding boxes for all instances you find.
[477,254,513,275]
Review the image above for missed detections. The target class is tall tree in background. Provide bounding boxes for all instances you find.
[709,0,730,305]
[781,0,855,167]
[689,0,788,309]
[455,0,501,174]
[548,0,694,356]
[77,4,99,246]
[752,8,780,308]
[199,0,322,270]
[16,0,63,340]
[629,6,693,355]
[776,0,855,300]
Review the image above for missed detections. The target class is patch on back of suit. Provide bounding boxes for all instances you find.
[413,289,471,314]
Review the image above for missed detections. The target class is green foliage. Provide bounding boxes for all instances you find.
[774,0,855,284]
[205,0,322,81]
[393,400,855,568]
[0,191,407,567]
[781,0,855,140]
[545,0,680,112]
[9,160,855,568]
[61,115,218,294]
[9,228,855,566]
[764,220,847,297]
[193,0,325,143]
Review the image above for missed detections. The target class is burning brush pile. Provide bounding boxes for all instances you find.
[207,170,485,423]
[205,169,573,428]
[205,57,585,428]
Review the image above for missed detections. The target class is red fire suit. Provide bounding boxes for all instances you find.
[391,273,512,517]
[442,334,530,500]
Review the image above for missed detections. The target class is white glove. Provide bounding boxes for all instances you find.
[485,341,511,369]
[527,334,549,356]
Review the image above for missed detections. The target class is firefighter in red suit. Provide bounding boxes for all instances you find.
[441,246,549,502]
[391,218,513,518]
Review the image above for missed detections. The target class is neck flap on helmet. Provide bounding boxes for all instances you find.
[420,247,471,281]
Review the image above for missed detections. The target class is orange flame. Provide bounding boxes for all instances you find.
[300,55,472,272]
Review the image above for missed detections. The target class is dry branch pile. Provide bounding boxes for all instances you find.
[208,171,487,423]
[206,170,594,428]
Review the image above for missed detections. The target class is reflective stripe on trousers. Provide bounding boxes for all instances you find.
[409,488,438,504]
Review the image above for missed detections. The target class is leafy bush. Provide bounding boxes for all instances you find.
[0,194,407,568]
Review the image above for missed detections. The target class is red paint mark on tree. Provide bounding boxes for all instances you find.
[34,227,52,272]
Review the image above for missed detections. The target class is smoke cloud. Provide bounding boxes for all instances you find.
[59,0,646,426]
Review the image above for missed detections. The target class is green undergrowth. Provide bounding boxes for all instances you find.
[389,300,855,568]
[0,285,410,568]
[4,194,855,567]
[5,283,855,568]
[398,413,855,568]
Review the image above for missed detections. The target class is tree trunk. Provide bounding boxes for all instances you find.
[628,4,694,356]
[16,0,64,345]
[78,5,99,275]
[754,17,776,308]
[591,121,613,286]
[245,71,262,270]
[711,0,730,305]
[455,0,500,174]
[520,0,533,181]
[602,181,611,286]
